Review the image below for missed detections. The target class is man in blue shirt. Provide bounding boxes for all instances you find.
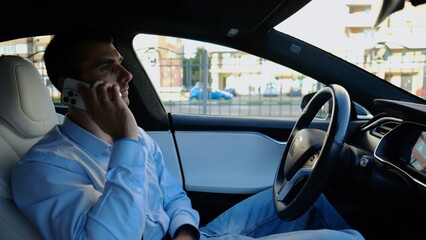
[12,29,364,240]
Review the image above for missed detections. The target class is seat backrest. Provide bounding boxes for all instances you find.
[0,55,63,239]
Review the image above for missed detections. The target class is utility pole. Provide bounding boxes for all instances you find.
[202,49,208,114]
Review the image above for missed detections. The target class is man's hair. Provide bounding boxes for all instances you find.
[43,27,114,90]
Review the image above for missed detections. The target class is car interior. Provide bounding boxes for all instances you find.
[2,0,426,239]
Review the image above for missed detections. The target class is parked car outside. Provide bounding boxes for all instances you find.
[416,87,425,98]
[287,87,302,97]
[189,85,233,100]
[225,88,238,97]
[263,86,279,97]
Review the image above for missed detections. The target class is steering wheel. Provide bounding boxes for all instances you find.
[273,84,351,221]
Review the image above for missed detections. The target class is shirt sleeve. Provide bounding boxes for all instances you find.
[89,138,149,239]
[12,138,150,240]
[144,132,200,238]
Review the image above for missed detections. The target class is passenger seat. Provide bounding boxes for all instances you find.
[0,55,63,239]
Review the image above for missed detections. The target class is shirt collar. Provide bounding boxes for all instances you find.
[60,115,111,158]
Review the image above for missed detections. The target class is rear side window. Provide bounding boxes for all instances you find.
[0,36,61,104]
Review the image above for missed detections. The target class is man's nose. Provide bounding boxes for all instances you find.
[119,65,133,83]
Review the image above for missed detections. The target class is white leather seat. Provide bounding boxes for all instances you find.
[0,55,64,239]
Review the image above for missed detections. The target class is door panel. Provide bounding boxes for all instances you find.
[169,114,300,193]
[175,131,286,194]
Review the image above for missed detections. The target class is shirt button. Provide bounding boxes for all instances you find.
[136,187,142,193]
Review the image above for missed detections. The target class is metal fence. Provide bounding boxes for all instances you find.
[163,94,304,120]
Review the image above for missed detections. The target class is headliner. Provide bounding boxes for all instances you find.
[0,0,311,42]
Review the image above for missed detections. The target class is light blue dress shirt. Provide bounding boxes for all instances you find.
[12,116,200,240]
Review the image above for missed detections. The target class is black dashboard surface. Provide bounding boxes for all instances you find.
[374,98,426,121]
[351,99,426,190]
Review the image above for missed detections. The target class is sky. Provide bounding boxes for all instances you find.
[275,0,426,50]
[275,1,351,50]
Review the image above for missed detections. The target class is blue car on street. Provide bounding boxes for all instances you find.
[189,86,233,100]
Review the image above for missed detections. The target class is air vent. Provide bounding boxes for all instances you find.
[371,121,400,138]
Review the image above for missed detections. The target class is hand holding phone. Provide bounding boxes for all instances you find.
[61,77,91,111]
[62,78,138,141]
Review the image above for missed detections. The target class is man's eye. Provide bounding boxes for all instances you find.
[100,65,112,72]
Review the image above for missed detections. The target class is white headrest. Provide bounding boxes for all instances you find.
[0,56,59,138]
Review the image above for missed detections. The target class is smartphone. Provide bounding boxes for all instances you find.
[61,77,91,111]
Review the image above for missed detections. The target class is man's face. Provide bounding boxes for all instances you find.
[77,41,133,105]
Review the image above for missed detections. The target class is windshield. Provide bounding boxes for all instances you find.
[275,1,426,99]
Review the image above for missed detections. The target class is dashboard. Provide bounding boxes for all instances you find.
[355,99,426,191]
[343,98,426,240]
[375,121,426,188]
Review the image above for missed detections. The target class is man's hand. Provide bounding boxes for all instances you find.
[174,225,200,240]
[78,81,138,141]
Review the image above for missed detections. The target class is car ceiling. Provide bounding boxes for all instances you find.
[0,0,311,43]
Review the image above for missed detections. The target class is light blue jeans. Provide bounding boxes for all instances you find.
[199,188,364,239]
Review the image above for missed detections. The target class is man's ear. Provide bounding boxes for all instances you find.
[57,77,65,92]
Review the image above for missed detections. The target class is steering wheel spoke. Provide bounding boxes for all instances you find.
[276,169,311,202]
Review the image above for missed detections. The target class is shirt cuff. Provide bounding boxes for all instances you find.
[169,215,199,239]
[108,138,145,169]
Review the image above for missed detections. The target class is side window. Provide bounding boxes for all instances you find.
[133,34,321,120]
[0,36,61,104]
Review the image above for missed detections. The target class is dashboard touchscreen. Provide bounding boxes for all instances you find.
[410,132,426,172]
